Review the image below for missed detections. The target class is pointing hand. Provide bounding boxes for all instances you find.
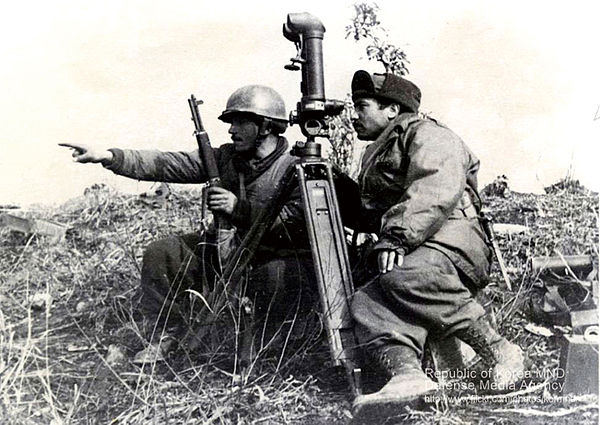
[58,143,113,164]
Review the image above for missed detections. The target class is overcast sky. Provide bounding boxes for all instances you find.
[1,0,598,206]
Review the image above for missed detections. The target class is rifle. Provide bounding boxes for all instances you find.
[182,95,245,359]
[188,95,220,186]
[188,95,236,259]
[188,95,218,232]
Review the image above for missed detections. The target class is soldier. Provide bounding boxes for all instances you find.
[60,85,314,361]
[346,71,525,413]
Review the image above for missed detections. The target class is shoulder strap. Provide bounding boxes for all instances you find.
[238,172,246,201]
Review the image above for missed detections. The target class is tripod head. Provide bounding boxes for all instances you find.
[283,13,344,157]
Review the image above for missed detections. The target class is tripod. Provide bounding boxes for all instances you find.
[217,138,362,396]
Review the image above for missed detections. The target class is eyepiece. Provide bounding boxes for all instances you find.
[283,12,325,41]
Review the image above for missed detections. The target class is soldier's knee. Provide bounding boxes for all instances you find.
[143,237,177,265]
[378,269,406,294]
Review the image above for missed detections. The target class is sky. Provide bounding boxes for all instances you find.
[1,0,599,206]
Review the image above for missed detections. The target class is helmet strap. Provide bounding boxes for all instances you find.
[254,118,272,149]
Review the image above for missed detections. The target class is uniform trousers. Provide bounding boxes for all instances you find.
[138,232,316,339]
[350,245,486,358]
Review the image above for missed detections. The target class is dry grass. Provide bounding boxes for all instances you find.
[0,180,598,424]
[0,184,349,424]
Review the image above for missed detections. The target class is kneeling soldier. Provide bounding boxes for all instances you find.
[346,70,525,413]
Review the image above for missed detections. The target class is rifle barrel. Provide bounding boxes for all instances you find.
[188,94,219,183]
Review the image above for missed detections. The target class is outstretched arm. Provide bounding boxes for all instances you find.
[60,142,213,184]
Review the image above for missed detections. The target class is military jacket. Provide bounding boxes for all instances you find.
[358,113,492,286]
[104,137,307,258]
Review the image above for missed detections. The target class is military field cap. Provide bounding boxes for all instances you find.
[351,70,421,113]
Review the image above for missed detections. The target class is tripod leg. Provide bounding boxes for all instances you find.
[296,161,362,395]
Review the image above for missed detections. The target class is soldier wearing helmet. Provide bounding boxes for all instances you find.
[218,85,289,158]
[60,85,314,362]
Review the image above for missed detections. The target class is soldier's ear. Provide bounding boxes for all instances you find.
[258,118,272,136]
[258,118,271,137]
[386,103,401,120]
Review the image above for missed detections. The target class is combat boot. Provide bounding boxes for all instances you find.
[352,345,438,417]
[454,317,525,392]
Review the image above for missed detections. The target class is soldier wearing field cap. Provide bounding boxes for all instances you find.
[347,70,525,413]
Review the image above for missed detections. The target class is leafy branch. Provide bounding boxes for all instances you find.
[328,2,412,173]
[345,2,410,76]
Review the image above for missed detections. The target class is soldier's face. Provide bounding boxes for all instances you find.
[228,115,260,155]
[352,98,393,141]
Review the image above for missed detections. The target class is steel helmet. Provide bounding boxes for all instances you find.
[218,85,288,123]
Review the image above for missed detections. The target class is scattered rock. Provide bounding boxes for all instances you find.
[67,343,92,352]
[30,292,53,311]
[524,323,554,337]
[133,342,166,364]
[106,344,127,367]
[75,301,88,313]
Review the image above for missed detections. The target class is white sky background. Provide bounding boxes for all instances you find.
[1,0,598,206]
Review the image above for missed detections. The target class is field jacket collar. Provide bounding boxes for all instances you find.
[232,136,289,184]
[358,113,420,189]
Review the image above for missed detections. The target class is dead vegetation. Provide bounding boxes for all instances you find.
[0,179,598,424]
